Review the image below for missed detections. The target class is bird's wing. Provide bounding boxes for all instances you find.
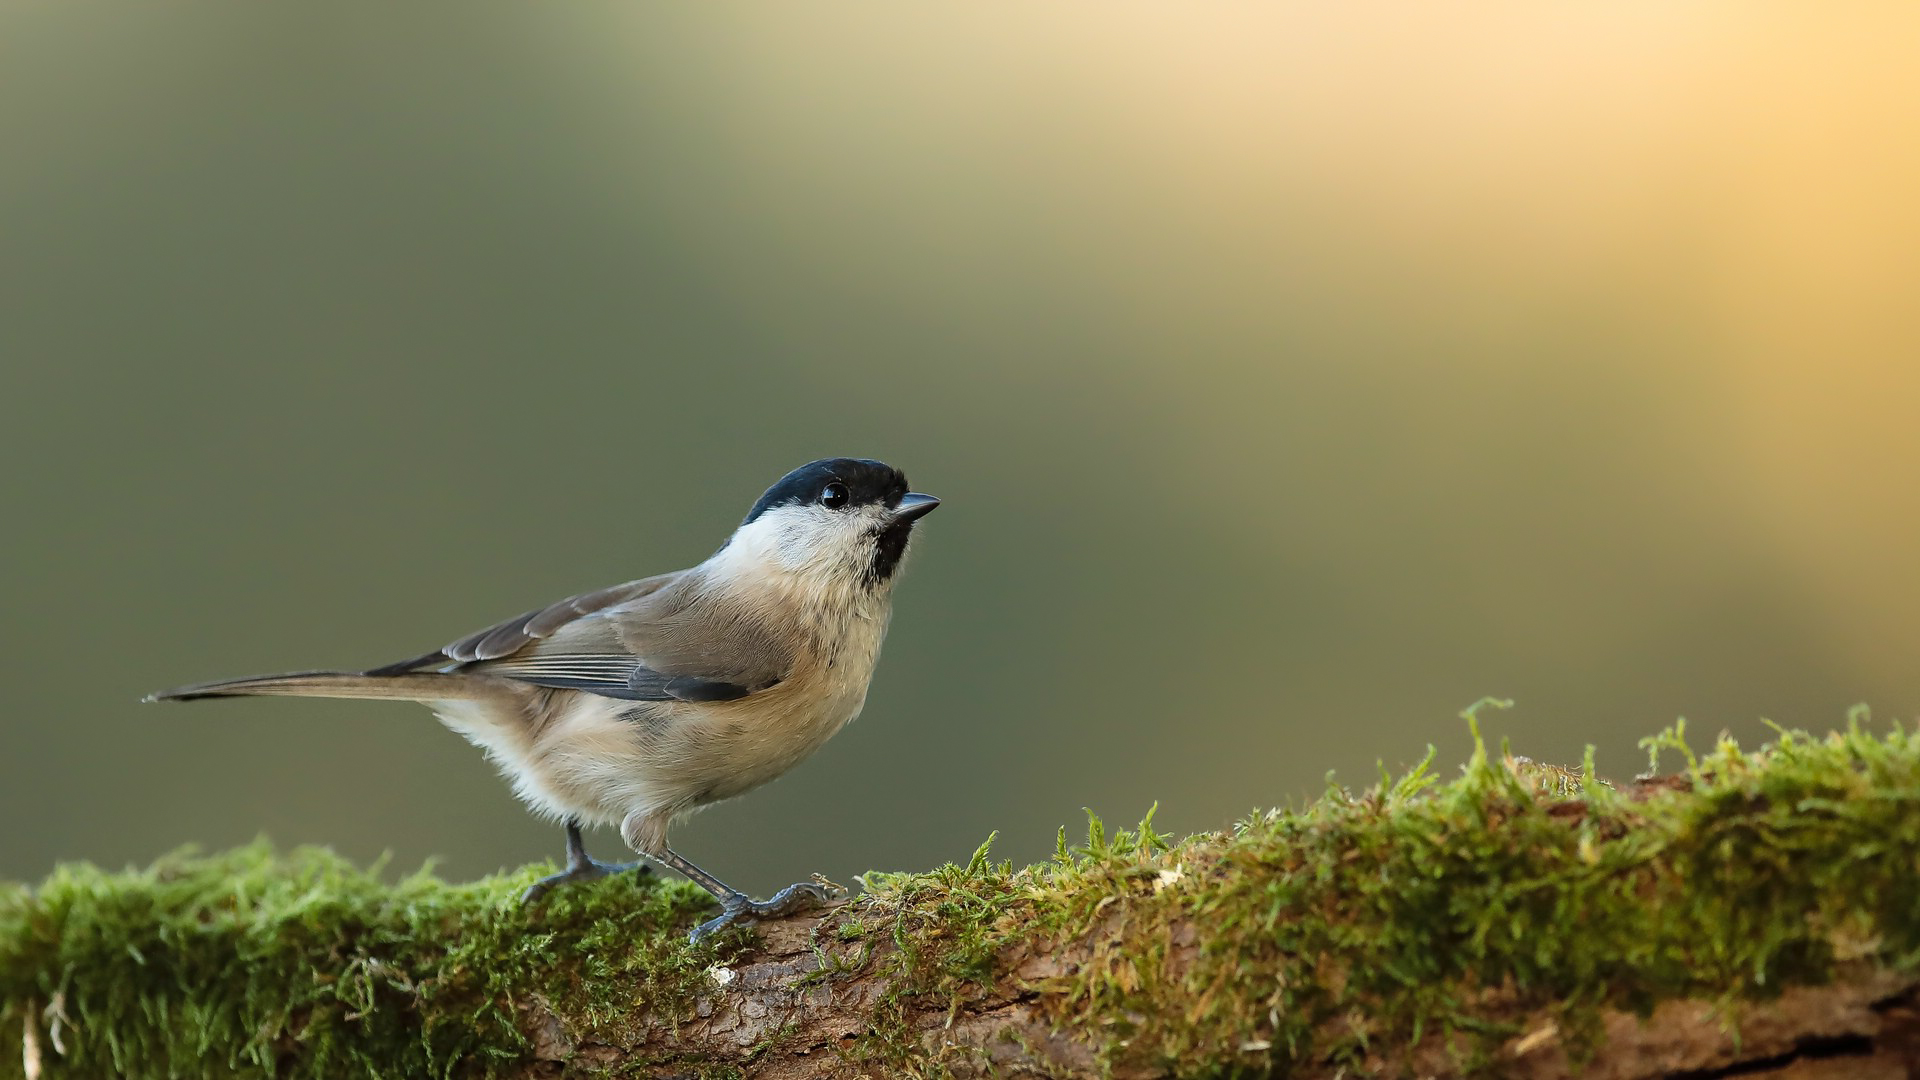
[366,576,672,674]
[367,572,791,703]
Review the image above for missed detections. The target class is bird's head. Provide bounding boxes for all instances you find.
[715,458,939,595]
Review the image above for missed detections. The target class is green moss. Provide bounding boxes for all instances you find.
[6,712,1920,1078]
[0,846,721,1078]
[851,707,1920,1076]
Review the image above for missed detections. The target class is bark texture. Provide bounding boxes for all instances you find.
[505,907,1920,1079]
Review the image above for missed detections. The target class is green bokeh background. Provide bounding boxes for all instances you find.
[5,5,1918,892]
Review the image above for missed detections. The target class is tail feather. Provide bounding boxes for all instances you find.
[146,670,502,703]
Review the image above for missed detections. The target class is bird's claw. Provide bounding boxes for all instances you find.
[521,858,650,904]
[687,877,844,942]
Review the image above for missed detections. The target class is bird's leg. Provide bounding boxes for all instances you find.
[521,819,649,903]
[657,848,840,942]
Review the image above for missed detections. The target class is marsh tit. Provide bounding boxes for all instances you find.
[150,458,939,940]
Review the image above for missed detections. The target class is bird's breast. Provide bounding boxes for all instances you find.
[667,601,893,805]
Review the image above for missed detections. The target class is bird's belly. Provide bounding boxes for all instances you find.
[431,623,886,826]
[681,684,869,805]
[431,693,654,828]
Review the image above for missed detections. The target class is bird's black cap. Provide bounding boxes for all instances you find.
[744,458,912,524]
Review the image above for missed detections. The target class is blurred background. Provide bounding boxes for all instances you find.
[4,4,1918,891]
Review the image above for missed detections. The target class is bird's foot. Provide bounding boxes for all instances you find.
[688,877,844,942]
[522,858,650,904]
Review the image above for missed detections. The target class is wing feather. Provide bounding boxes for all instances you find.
[362,570,787,704]
[366,575,673,675]
[448,577,671,663]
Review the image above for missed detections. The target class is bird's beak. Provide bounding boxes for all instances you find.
[891,493,941,523]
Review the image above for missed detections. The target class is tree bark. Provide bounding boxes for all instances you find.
[506,904,1920,1079]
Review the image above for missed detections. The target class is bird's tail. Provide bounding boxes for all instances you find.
[146,670,500,703]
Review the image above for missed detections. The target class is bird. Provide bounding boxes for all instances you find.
[149,458,940,940]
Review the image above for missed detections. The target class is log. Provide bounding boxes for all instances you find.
[5,714,1920,1078]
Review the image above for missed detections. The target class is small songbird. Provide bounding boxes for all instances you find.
[150,458,939,940]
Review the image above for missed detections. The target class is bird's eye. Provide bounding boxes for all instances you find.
[820,482,850,509]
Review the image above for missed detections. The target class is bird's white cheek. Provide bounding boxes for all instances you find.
[714,505,875,584]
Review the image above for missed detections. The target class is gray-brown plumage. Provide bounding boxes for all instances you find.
[150,458,939,940]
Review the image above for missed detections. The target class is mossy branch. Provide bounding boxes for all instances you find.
[6,717,1920,1078]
